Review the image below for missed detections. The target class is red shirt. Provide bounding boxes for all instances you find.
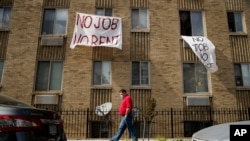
[119,94,133,115]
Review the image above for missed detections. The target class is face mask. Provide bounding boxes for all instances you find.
[120,94,123,99]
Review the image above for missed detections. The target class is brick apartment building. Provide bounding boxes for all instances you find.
[0,0,250,112]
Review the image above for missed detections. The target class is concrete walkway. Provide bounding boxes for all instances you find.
[68,138,192,141]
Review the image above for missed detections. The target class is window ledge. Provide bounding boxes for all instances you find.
[130,85,151,89]
[91,85,112,89]
[130,29,150,32]
[229,32,247,36]
[0,28,10,31]
[39,34,67,38]
[183,93,212,97]
[235,87,250,90]
[33,91,62,95]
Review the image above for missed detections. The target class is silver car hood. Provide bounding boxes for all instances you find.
[192,120,250,141]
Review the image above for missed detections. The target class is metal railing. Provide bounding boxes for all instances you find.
[59,107,250,139]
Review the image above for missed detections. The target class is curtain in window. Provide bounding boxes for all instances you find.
[191,12,204,36]
[0,61,4,82]
[183,63,208,93]
[36,62,50,90]
[132,62,140,85]
[141,62,148,84]
[196,64,208,92]
[234,12,243,32]
[183,63,196,93]
[140,9,147,29]
[132,9,139,29]
[3,8,11,28]
[241,64,250,86]
[0,8,11,28]
[0,9,3,27]
[96,9,105,16]
[93,62,102,85]
[102,61,111,84]
[234,64,243,86]
[96,8,112,16]
[42,9,55,35]
[54,9,68,34]
[50,62,63,90]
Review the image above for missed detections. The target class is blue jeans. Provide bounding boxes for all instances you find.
[111,114,138,141]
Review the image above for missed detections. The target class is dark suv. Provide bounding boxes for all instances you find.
[0,94,67,141]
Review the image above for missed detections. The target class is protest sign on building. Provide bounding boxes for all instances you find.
[182,36,218,73]
[70,13,122,49]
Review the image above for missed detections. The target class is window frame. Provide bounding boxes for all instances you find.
[91,121,110,138]
[179,10,204,36]
[131,8,149,30]
[134,121,150,138]
[41,8,68,35]
[0,7,11,29]
[182,63,210,95]
[96,8,112,16]
[0,60,4,84]
[227,11,245,33]
[35,60,64,91]
[131,61,150,86]
[92,61,112,86]
[234,63,250,88]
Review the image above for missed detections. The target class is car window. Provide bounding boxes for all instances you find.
[0,95,33,108]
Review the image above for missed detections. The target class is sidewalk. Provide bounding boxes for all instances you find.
[68,138,192,141]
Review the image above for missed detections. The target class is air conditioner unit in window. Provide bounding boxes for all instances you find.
[40,36,64,46]
[186,96,210,106]
[34,95,59,104]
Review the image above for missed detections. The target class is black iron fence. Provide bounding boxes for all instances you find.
[59,107,250,139]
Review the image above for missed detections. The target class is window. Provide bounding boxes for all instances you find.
[0,60,4,83]
[179,11,204,36]
[131,8,148,29]
[0,7,11,28]
[227,12,244,32]
[96,8,112,16]
[91,121,109,138]
[134,121,150,138]
[184,121,212,137]
[35,61,63,91]
[234,63,250,87]
[41,8,68,35]
[183,63,208,93]
[132,61,149,85]
[93,61,111,85]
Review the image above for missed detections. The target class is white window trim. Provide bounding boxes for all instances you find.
[131,61,150,86]
[182,63,212,96]
[92,61,112,86]
[179,10,206,36]
[131,8,150,31]
[41,8,68,36]
[227,11,246,33]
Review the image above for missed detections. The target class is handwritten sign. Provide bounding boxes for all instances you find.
[182,36,218,73]
[70,13,122,49]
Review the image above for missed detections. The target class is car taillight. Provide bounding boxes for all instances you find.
[0,115,42,132]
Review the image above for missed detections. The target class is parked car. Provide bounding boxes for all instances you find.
[0,94,67,141]
[191,120,250,141]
